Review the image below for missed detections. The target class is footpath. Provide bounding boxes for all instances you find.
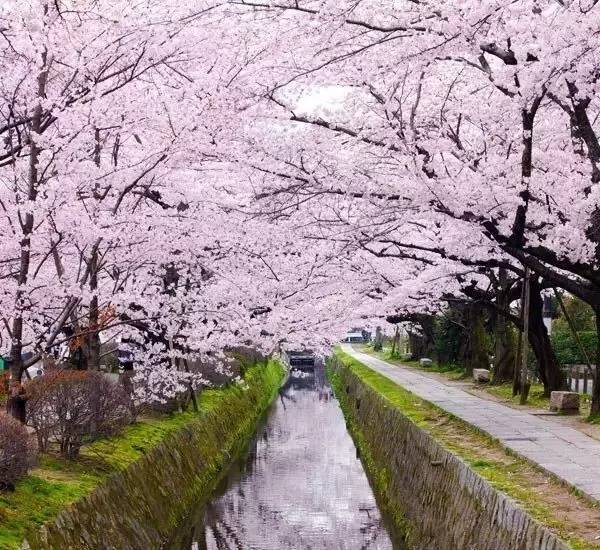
[341,344,600,501]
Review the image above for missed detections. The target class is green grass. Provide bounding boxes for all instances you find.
[399,358,465,379]
[485,382,550,409]
[361,345,466,380]
[333,348,600,550]
[0,361,283,549]
[586,412,600,424]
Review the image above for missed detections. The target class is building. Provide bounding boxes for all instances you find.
[343,328,371,343]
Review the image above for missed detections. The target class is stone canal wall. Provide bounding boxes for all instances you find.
[22,361,284,550]
[330,359,569,550]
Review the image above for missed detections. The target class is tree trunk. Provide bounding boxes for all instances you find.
[408,331,423,359]
[7,40,47,419]
[373,326,384,351]
[7,133,37,413]
[493,269,515,384]
[408,321,435,360]
[528,278,566,396]
[183,356,198,413]
[494,322,515,384]
[85,247,101,370]
[462,303,489,377]
[419,316,437,360]
[390,325,399,356]
[85,128,102,371]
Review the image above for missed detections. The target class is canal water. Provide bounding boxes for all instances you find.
[166,366,401,549]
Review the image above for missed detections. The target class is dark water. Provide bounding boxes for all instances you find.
[166,366,399,550]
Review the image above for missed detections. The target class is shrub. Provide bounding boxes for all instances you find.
[0,413,36,490]
[551,330,598,365]
[26,370,133,458]
[0,371,8,398]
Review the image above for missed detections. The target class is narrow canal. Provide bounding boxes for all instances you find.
[165,365,401,549]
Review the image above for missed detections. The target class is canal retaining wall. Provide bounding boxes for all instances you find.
[22,361,284,550]
[330,357,569,550]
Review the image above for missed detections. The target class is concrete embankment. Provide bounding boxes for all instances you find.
[22,361,284,550]
[329,354,569,550]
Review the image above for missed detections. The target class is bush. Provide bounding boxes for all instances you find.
[551,330,598,365]
[0,413,36,490]
[26,370,133,458]
[0,371,8,398]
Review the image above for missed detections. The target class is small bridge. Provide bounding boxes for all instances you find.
[281,350,316,370]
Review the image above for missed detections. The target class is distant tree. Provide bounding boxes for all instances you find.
[553,295,596,334]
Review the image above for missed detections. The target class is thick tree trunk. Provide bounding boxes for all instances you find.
[492,269,515,384]
[419,316,437,360]
[408,331,424,359]
[6,353,26,423]
[528,279,566,396]
[7,139,37,412]
[461,303,489,377]
[7,44,47,419]
[390,325,399,357]
[408,317,436,360]
[493,321,515,384]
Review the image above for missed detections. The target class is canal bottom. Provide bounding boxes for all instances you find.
[165,366,404,549]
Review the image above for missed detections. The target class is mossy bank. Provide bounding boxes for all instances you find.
[10,360,284,550]
[329,351,572,550]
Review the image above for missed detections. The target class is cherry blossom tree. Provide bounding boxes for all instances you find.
[0,0,284,413]
[2,0,600,421]
[227,0,600,412]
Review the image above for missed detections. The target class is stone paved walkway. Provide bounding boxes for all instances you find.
[341,344,600,501]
